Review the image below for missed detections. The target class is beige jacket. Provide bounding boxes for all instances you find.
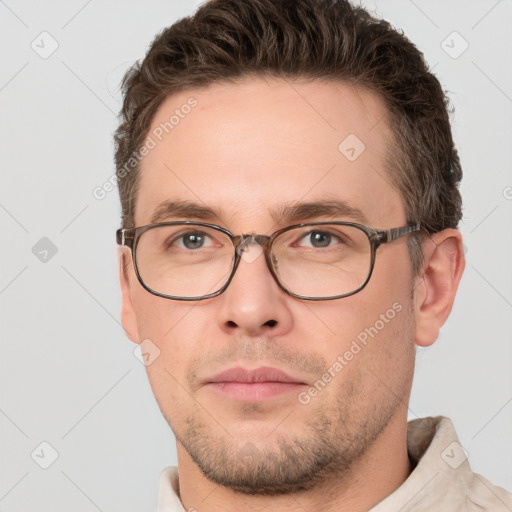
[156,416,512,511]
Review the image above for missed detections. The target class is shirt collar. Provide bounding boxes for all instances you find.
[156,416,511,511]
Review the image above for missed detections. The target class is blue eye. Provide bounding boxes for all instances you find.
[164,231,216,251]
[180,232,207,249]
[309,231,332,247]
[299,231,340,248]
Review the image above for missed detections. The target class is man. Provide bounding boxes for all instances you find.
[113,0,512,510]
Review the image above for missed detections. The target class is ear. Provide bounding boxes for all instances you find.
[413,229,465,347]
[118,248,140,344]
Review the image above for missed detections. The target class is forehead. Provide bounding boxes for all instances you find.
[135,77,405,229]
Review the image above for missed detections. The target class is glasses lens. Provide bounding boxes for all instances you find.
[271,224,372,298]
[135,224,234,298]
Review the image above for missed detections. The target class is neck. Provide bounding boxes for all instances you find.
[176,411,412,512]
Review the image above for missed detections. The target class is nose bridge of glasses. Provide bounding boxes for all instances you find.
[232,234,275,268]
[234,233,271,251]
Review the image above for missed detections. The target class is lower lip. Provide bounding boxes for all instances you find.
[208,382,305,401]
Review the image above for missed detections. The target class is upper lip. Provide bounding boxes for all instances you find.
[207,366,306,384]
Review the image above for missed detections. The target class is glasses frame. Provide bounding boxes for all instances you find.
[117,221,422,301]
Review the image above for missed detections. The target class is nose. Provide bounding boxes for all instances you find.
[216,240,294,337]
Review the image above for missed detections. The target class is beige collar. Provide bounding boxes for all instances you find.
[156,416,512,511]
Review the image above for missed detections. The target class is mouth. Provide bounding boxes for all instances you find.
[205,366,308,402]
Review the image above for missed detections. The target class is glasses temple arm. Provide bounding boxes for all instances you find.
[116,228,136,248]
[382,223,422,243]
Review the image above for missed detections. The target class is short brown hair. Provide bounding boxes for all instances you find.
[114,0,462,274]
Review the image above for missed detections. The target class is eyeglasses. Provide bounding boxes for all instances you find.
[116,221,421,301]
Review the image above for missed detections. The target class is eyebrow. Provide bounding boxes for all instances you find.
[150,200,225,224]
[271,199,368,225]
[150,198,368,226]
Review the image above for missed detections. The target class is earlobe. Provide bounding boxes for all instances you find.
[414,229,466,347]
[118,249,141,344]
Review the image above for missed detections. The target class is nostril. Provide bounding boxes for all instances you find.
[265,319,277,328]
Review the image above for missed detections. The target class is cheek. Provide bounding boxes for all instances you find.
[131,286,206,342]
[131,291,170,340]
[372,241,414,296]
[132,293,211,375]
[132,296,202,414]
[131,292,187,377]
[304,297,415,413]
[297,247,415,382]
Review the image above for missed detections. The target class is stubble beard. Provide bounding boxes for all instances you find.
[170,380,405,496]
[163,299,415,496]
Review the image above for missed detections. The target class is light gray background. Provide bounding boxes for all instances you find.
[0,0,511,510]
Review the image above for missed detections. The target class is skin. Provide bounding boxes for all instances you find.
[119,77,465,511]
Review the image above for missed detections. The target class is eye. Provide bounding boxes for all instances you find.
[298,230,341,248]
[170,231,215,250]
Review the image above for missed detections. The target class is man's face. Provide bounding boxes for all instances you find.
[121,78,418,494]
